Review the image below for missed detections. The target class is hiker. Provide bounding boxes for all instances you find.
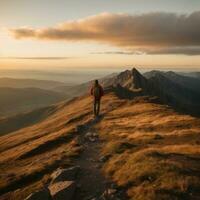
[90,80,104,117]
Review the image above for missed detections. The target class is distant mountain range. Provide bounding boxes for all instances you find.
[180,71,200,79]
[105,68,200,116]
[0,87,68,117]
[0,78,72,117]
[51,69,200,116]
[144,70,200,94]
[54,73,118,97]
[0,77,66,90]
[143,70,200,115]
[55,68,200,116]
[0,69,199,117]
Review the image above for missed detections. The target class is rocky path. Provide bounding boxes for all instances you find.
[73,117,127,200]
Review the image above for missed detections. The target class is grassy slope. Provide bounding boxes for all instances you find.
[0,92,200,200]
[0,93,120,200]
[0,96,90,199]
[95,96,200,200]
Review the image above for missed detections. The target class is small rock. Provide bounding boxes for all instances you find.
[51,166,80,184]
[49,181,76,200]
[99,155,110,163]
[85,132,93,138]
[88,137,96,142]
[24,188,51,200]
[107,188,117,195]
[88,158,96,162]
[92,132,98,137]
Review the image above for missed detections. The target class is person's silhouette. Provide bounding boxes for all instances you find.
[90,80,104,117]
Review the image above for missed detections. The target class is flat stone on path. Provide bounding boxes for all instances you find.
[49,181,76,200]
[51,166,80,184]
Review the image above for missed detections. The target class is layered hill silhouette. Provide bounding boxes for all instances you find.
[0,68,200,200]
[0,78,66,90]
[0,87,68,117]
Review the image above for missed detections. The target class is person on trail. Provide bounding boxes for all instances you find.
[90,80,104,117]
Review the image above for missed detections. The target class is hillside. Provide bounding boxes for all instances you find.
[144,70,200,94]
[0,87,68,117]
[0,87,200,199]
[53,73,118,97]
[113,69,200,116]
[180,72,200,80]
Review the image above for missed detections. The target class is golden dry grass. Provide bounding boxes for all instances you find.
[0,95,92,199]
[0,93,123,200]
[0,92,200,200]
[95,96,200,200]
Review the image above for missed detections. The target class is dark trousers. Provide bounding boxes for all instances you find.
[93,99,100,116]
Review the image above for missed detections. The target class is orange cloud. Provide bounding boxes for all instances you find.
[9,12,200,55]
[93,47,200,56]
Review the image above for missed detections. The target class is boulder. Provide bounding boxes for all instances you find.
[51,166,80,184]
[24,188,51,200]
[49,181,76,200]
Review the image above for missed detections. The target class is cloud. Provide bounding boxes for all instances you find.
[146,47,200,55]
[92,47,200,56]
[9,11,200,55]
[0,56,71,60]
[91,51,145,55]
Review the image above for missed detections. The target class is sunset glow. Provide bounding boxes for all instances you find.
[1,0,200,70]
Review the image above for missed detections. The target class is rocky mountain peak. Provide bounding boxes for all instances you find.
[114,68,148,93]
[131,67,140,75]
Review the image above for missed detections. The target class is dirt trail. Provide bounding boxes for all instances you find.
[73,116,127,200]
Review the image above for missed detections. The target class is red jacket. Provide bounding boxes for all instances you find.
[90,84,104,100]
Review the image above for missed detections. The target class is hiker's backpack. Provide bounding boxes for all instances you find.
[93,85,101,99]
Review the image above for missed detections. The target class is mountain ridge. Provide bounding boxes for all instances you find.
[104,68,200,116]
[0,90,200,200]
[0,68,200,200]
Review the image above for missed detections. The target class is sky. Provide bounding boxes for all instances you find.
[0,0,200,70]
